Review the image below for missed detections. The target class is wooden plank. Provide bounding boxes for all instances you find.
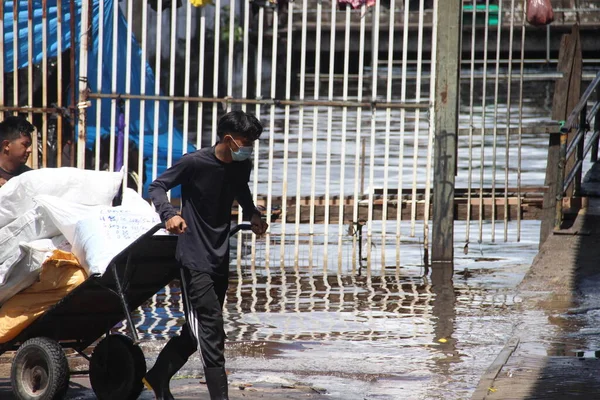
[544,25,583,244]
[553,25,582,197]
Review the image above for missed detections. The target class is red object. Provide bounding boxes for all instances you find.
[527,0,555,26]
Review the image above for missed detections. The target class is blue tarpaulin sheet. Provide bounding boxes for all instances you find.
[3,0,194,196]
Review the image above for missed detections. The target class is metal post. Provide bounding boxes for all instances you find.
[432,0,461,264]
[574,106,587,196]
[593,89,600,163]
[77,0,91,169]
[555,130,568,230]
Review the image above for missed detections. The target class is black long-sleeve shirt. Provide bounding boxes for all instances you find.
[149,146,258,275]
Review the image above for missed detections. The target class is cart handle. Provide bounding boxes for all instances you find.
[153,222,252,237]
[229,223,252,237]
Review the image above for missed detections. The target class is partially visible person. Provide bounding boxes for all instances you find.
[0,116,34,188]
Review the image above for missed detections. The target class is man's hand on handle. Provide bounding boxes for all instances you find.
[251,213,268,236]
[166,215,188,235]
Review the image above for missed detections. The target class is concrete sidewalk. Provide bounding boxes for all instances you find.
[0,352,328,399]
[0,374,328,399]
[472,200,600,399]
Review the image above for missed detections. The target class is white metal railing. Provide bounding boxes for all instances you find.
[77,0,436,271]
[455,0,598,245]
[4,1,600,268]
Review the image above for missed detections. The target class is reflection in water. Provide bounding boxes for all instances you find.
[110,257,525,399]
[429,265,460,380]
[124,264,511,346]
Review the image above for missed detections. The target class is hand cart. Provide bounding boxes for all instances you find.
[0,223,250,400]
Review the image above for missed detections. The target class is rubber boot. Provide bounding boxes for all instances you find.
[142,344,187,400]
[204,367,229,400]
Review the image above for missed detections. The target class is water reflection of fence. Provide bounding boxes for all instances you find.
[116,270,519,343]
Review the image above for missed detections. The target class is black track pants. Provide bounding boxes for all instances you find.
[164,267,228,369]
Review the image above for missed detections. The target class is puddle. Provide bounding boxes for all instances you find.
[111,258,530,399]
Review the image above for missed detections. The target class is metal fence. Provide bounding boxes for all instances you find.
[78,0,438,270]
[457,0,600,245]
[3,0,600,269]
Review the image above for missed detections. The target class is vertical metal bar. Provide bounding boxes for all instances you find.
[294,0,308,266]
[265,7,279,269]
[211,0,221,144]
[138,0,149,192]
[323,1,337,272]
[574,106,587,196]
[124,0,134,188]
[27,1,34,142]
[411,0,425,237]
[465,0,477,242]
[182,1,192,155]
[338,6,351,274]
[491,0,503,242]
[478,0,491,242]
[236,1,250,269]
[251,7,264,272]
[237,0,251,269]
[56,0,63,167]
[242,0,249,111]
[77,0,90,169]
[94,0,104,171]
[280,1,294,267]
[167,4,177,169]
[396,0,411,267]
[226,0,235,114]
[309,1,323,268]
[546,24,551,63]
[69,0,76,166]
[504,0,516,242]
[0,1,4,117]
[13,1,19,113]
[42,0,49,168]
[109,0,119,171]
[517,3,526,242]
[367,1,381,271]
[196,7,206,148]
[424,0,439,266]
[432,0,461,264]
[152,0,163,181]
[594,90,600,163]
[352,5,366,273]
[381,0,396,272]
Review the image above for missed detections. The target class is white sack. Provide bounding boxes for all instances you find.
[0,207,59,286]
[0,236,67,305]
[71,206,160,275]
[0,168,123,227]
[34,195,107,244]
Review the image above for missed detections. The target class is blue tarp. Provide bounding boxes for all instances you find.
[3,0,195,196]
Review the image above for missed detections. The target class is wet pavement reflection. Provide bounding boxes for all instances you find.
[118,257,529,399]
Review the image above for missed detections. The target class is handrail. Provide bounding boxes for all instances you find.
[561,72,600,134]
[555,71,600,229]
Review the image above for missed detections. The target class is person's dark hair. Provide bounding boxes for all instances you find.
[217,111,263,141]
[0,116,35,143]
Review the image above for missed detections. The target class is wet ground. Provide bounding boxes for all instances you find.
[0,222,542,400]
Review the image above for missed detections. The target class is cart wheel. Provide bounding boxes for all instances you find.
[90,334,146,400]
[11,337,70,400]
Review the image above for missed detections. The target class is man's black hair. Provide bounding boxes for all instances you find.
[0,116,35,143]
[217,111,263,141]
